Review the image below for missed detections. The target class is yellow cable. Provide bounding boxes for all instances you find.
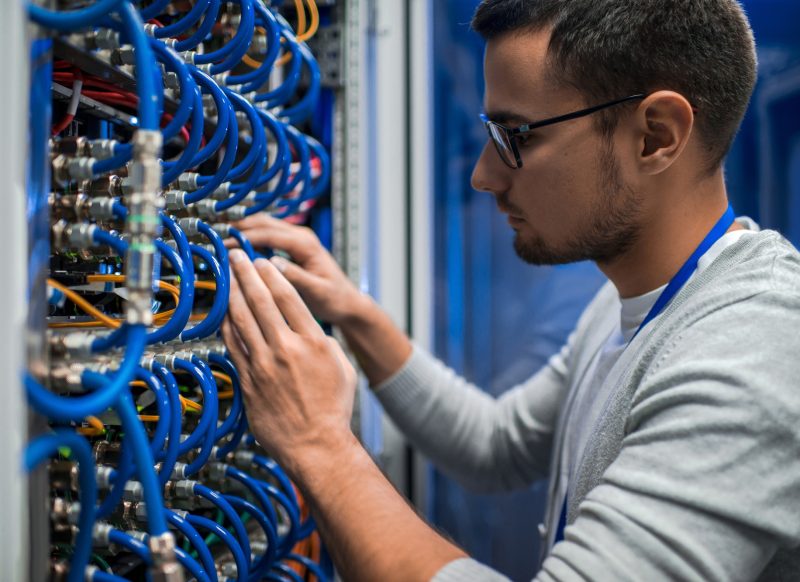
[212,371,233,386]
[47,279,121,328]
[218,390,234,400]
[77,415,106,436]
[242,0,319,69]
[297,0,319,42]
[294,0,307,37]
[138,415,160,423]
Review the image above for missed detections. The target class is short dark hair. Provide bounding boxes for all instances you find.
[472,0,758,171]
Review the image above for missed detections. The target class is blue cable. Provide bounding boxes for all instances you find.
[281,43,321,125]
[172,357,217,456]
[82,371,169,535]
[255,29,302,107]
[193,0,254,72]
[228,1,281,87]
[184,356,219,476]
[252,454,316,539]
[255,109,290,187]
[225,494,279,578]
[181,245,227,340]
[91,572,130,582]
[214,92,266,211]
[187,514,249,581]
[208,353,243,443]
[174,0,221,52]
[139,0,170,20]
[224,466,281,550]
[153,0,209,38]
[162,85,204,185]
[151,38,196,140]
[28,0,125,31]
[228,227,256,261]
[174,547,212,582]
[150,362,182,486]
[134,367,171,458]
[185,99,238,204]
[108,528,150,563]
[25,430,96,582]
[165,509,218,582]
[259,480,300,555]
[194,483,252,568]
[26,324,146,421]
[148,240,193,344]
[271,563,304,582]
[117,2,161,131]
[189,68,231,168]
[285,554,328,582]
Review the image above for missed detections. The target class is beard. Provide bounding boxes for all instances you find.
[507,141,644,266]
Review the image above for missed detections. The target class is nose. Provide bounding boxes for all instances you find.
[471,141,509,197]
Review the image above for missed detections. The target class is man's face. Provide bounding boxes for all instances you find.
[471,30,644,266]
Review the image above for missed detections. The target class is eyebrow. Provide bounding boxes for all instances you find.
[484,109,546,126]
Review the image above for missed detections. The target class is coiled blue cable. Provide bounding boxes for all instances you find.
[224,466,281,550]
[151,38,196,139]
[172,357,217,458]
[187,514,249,581]
[174,0,221,52]
[82,370,168,535]
[162,85,204,185]
[228,1,281,87]
[208,353,243,443]
[28,0,124,31]
[134,367,171,458]
[194,483,252,568]
[153,0,209,38]
[181,245,227,340]
[225,494,279,578]
[150,362,182,486]
[185,99,238,204]
[165,508,218,582]
[189,68,232,167]
[184,356,219,476]
[25,430,96,582]
[26,324,146,421]
[281,43,322,125]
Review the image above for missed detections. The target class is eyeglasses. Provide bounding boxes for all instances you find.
[480,94,647,169]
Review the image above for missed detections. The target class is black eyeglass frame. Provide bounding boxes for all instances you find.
[480,93,647,169]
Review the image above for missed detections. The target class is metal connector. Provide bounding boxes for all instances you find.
[177,173,199,192]
[148,532,184,582]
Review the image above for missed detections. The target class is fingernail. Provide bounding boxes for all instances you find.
[270,256,288,272]
[229,249,245,263]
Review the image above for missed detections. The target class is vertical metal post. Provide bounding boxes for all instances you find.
[0,0,33,579]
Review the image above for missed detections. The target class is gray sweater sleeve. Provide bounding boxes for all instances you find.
[374,341,572,492]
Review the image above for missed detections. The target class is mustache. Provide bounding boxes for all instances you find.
[496,192,524,217]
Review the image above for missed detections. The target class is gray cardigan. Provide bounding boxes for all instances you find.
[375,230,800,581]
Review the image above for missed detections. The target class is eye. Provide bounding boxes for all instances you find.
[515,133,536,147]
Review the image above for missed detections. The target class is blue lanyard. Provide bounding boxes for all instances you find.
[632,204,736,340]
[552,204,736,547]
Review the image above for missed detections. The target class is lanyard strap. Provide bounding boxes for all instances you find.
[633,204,736,340]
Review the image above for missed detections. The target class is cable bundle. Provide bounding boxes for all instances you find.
[24,1,331,580]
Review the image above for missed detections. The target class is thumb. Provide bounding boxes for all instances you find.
[270,256,321,295]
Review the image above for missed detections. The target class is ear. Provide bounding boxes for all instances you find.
[633,91,695,175]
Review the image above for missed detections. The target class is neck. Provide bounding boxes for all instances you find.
[598,173,737,299]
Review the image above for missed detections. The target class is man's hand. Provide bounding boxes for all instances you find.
[222,248,357,473]
[226,214,366,326]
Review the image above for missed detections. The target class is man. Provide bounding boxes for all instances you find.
[222,0,800,580]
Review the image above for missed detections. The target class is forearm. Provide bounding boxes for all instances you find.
[339,293,413,386]
[291,432,466,582]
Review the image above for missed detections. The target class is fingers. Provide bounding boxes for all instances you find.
[227,254,276,353]
[221,319,250,377]
[269,256,324,298]
[253,258,323,337]
[229,249,288,343]
[231,215,321,263]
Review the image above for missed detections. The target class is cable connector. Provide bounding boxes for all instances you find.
[176,173,199,192]
[52,155,97,185]
[148,532,184,582]
[92,522,113,546]
[125,129,163,326]
[89,197,118,221]
[176,217,200,237]
[211,223,231,238]
[163,190,187,210]
[211,183,231,201]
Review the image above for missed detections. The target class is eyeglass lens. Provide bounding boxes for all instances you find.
[486,122,517,168]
